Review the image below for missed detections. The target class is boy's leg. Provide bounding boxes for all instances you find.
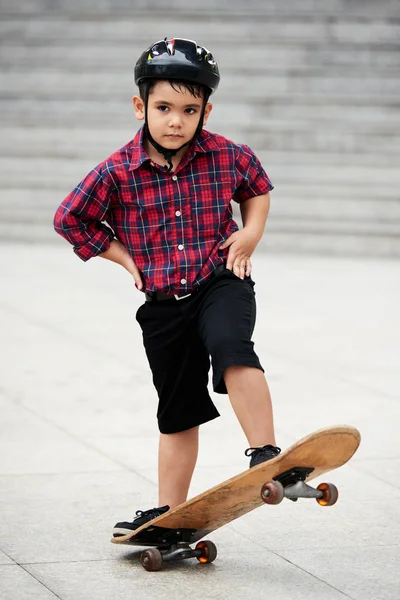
[224,366,276,447]
[136,299,219,508]
[198,269,277,450]
[158,426,199,508]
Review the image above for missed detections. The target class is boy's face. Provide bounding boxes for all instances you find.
[133,81,212,150]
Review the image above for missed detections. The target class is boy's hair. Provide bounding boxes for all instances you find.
[139,78,208,100]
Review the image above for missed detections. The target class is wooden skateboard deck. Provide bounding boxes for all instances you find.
[111,425,360,570]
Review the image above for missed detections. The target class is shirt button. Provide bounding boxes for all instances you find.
[178,244,184,250]
[181,278,187,285]
[172,175,178,181]
[175,210,181,217]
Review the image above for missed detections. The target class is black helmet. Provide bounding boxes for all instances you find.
[134,37,220,94]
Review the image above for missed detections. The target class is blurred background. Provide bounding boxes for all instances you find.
[1,0,400,257]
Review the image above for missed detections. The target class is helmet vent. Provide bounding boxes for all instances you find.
[196,45,216,66]
[164,37,176,56]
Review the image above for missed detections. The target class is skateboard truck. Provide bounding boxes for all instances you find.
[140,540,217,572]
[260,467,339,506]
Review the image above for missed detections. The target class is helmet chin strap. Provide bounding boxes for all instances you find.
[143,83,209,172]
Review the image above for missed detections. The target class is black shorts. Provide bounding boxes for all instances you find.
[135,267,264,434]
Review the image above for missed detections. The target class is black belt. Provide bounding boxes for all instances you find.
[145,263,226,303]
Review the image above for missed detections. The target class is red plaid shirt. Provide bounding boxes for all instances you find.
[54,128,273,293]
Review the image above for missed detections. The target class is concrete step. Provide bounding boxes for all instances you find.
[0,189,400,239]
[2,186,398,257]
[2,206,399,251]
[2,15,400,46]
[3,209,398,238]
[271,198,400,222]
[2,71,400,102]
[2,98,399,125]
[1,113,399,157]
[2,221,399,258]
[3,42,400,71]
[1,218,398,258]
[260,229,400,257]
[2,0,400,19]
[1,156,399,191]
[3,182,400,209]
[271,183,399,202]
[3,127,400,167]
[249,127,400,155]
[3,189,399,226]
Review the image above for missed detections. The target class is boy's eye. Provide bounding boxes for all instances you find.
[158,105,169,112]
[185,108,196,114]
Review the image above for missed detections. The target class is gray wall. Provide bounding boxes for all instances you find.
[1,0,400,256]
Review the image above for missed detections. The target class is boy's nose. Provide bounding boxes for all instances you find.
[168,113,182,128]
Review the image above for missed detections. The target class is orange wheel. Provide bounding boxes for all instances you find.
[316,482,339,506]
[195,540,217,564]
[261,480,284,505]
[140,548,163,571]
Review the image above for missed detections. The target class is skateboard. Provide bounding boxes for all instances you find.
[111,425,360,571]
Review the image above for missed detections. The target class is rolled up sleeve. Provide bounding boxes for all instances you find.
[233,145,273,203]
[54,165,115,261]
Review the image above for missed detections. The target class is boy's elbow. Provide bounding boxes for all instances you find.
[53,204,72,238]
[53,207,64,234]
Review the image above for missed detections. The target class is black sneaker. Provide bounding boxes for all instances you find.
[113,505,170,538]
[245,444,281,468]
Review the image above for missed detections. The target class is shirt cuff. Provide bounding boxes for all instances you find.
[234,179,274,203]
[73,229,114,262]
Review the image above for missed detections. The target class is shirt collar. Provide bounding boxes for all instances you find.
[129,127,150,171]
[129,127,220,172]
[193,129,221,154]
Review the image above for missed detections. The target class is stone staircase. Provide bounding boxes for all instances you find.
[1,0,400,256]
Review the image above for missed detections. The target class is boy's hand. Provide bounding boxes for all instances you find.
[99,239,143,290]
[127,260,144,291]
[220,228,259,279]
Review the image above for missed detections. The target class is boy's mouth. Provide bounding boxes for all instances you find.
[166,134,184,139]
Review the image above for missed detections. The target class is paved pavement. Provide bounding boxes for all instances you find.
[0,243,399,600]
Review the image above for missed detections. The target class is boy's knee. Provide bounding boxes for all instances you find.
[209,337,255,362]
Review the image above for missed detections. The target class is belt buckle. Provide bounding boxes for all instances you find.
[174,293,192,301]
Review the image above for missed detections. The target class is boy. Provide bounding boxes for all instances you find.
[53,38,281,536]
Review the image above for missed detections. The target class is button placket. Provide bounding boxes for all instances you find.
[172,172,187,288]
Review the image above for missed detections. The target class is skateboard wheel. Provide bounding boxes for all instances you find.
[261,480,284,505]
[195,540,218,564]
[316,482,339,506]
[140,548,163,571]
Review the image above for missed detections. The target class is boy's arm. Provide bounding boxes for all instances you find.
[240,192,270,239]
[54,165,115,262]
[55,165,144,289]
[220,192,270,279]
[222,143,273,279]
[99,239,143,290]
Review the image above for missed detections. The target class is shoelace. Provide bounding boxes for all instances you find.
[135,508,160,519]
[245,444,281,457]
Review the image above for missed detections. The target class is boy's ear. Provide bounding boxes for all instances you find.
[202,102,213,127]
[133,95,145,120]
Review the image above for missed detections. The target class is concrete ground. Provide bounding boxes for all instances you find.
[0,243,399,600]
